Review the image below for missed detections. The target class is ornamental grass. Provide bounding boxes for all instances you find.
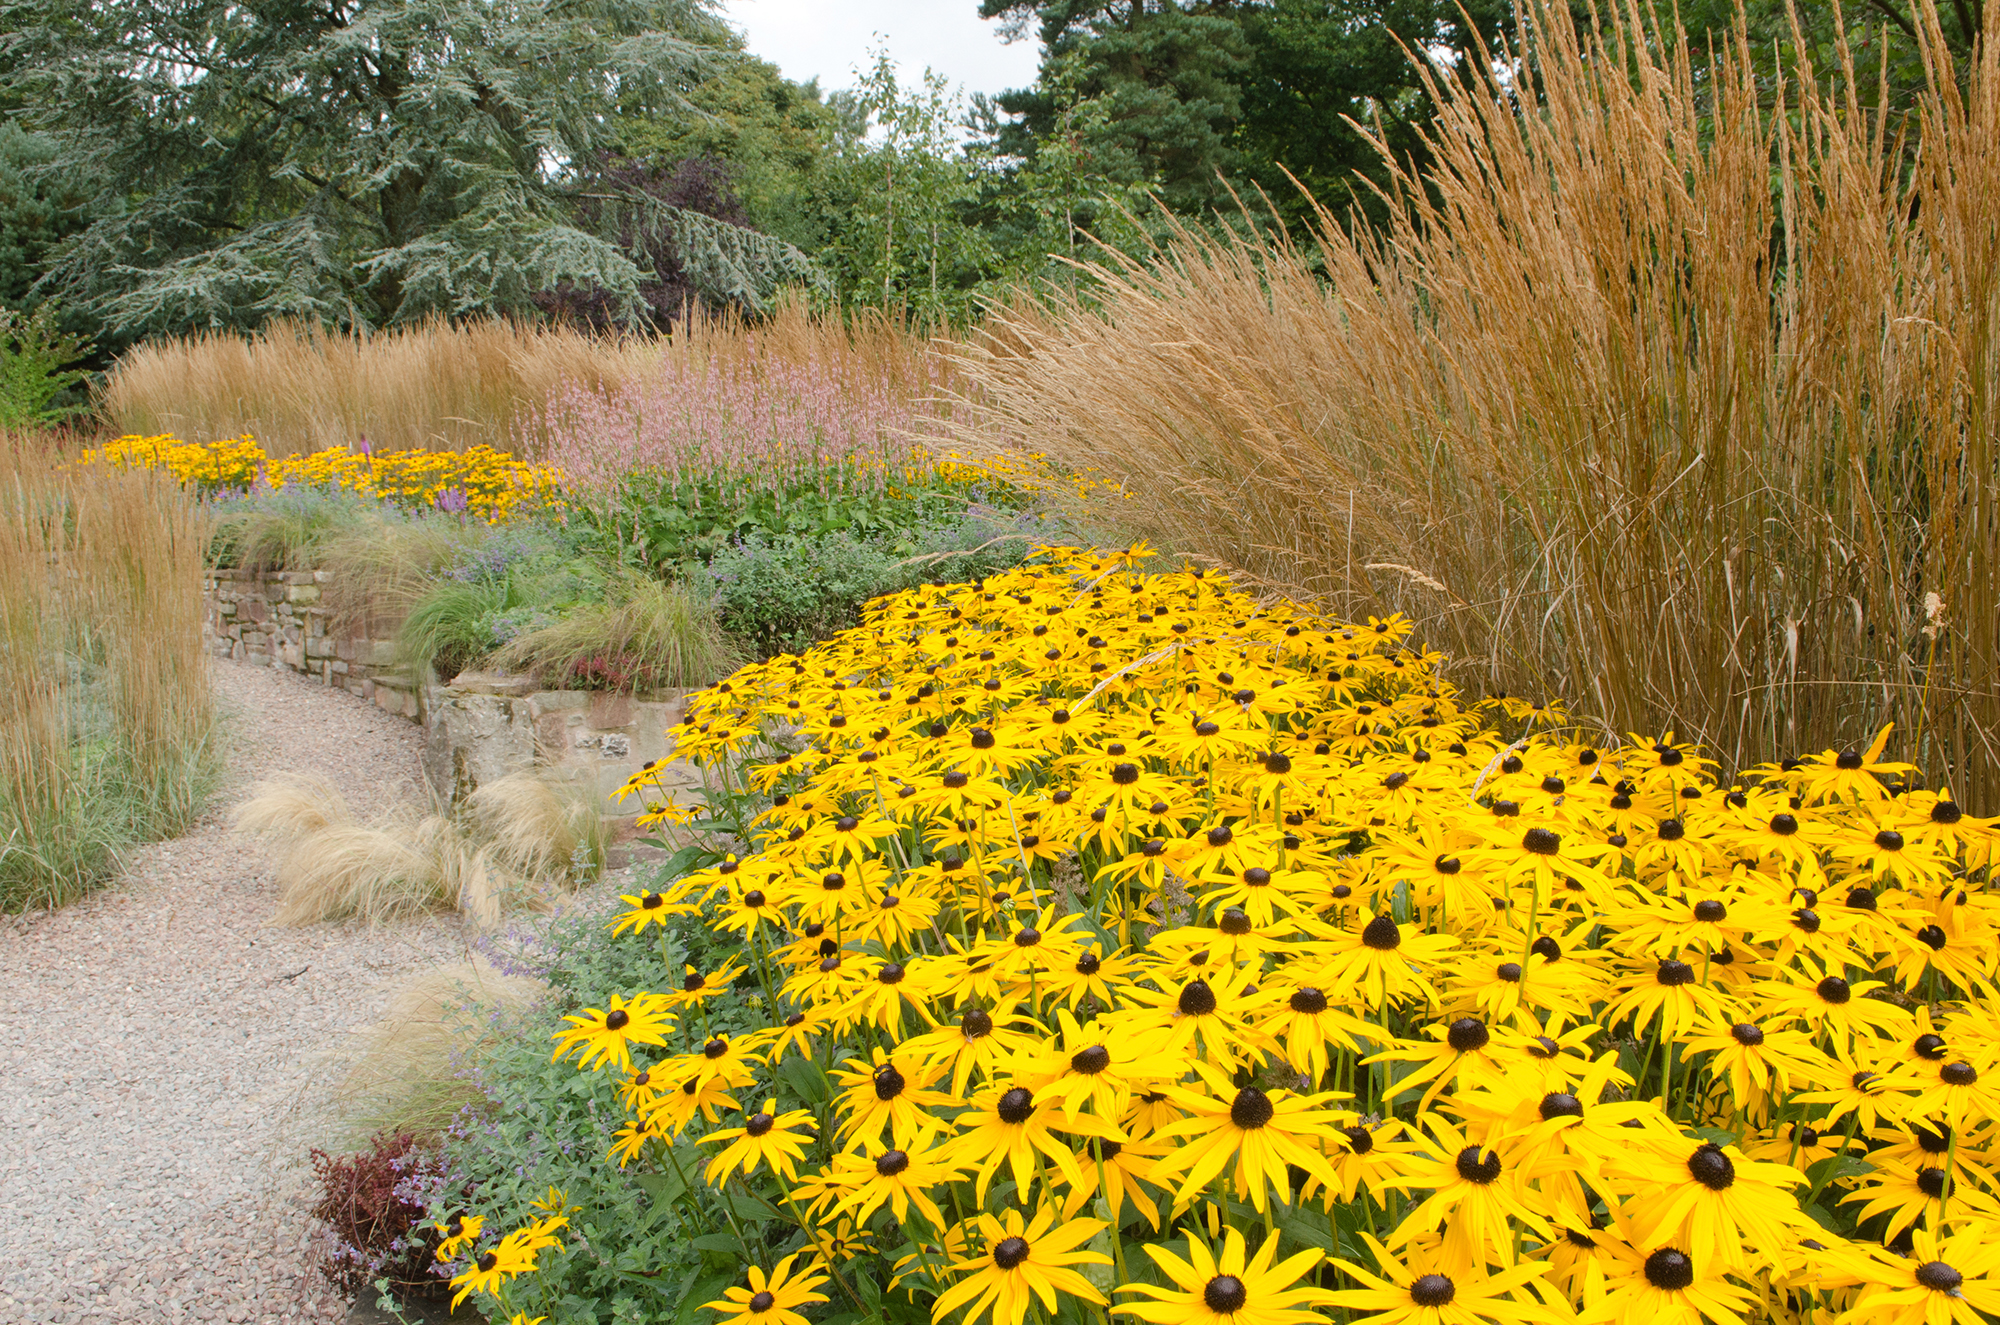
[435,546,1999,1325]
[948,0,2000,807]
[0,434,218,908]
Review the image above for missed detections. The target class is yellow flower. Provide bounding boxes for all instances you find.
[703,1252,830,1325]
[933,1204,1110,1325]
[1119,1225,1338,1325]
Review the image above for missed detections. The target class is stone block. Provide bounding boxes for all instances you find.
[330,659,350,675]
[360,639,400,667]
[587,692,635,731]
[306,636,334,659]
[313,569,335,584]
[287,584,320,605]
[528,691,589,717]
[218,600,237,616]
[451,669,539,698]
[422,691,534,803]
[280,570,316,586]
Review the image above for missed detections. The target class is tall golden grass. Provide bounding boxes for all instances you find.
[952,1,2000,803]
[98,301,945,458]
[0,435,219,908]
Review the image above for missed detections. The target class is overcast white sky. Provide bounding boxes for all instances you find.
[720,0,1044,104]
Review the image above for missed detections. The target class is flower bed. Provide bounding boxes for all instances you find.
[419,546,1998,1325]
[77,434,564,521]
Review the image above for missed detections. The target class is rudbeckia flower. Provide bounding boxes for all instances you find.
[1330,1233,1557,1325]
[1149,1062,1348,1213]
[1118,1226,1338,1325]
[933,1204,1110,1325]
[550,992,675,1073]
[702,1252,831,1325]
[1838,1220,2000,1324]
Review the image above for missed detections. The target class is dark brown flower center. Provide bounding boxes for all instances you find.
[749,1290,776,1312]
[1071,1045,1112,1075]
[745,1112,774,1137]
[1361,915,1401,950]
[1203,1275,1248,1313]
[605,1008,630,1031]
[1230,1087,1275,1129]
[997,1087,1035,1124]
[1689,1144,1735,1190]
[1455,1146,1502,1184]
[1410,1274,1455,1307]
[992,1236,1030,1270]
[1178,979,1218,1016]
[1644,1248,1694,1291]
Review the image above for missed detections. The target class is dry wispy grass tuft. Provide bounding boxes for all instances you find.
[319,961,547,1148]
[950,0,2000,802]
[237,771,601,927]
[98,299,948,459]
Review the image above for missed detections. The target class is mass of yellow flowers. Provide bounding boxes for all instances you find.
[443,545,2000,1325]
[76,434,564,522]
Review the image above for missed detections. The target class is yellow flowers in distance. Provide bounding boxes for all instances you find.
[76,433,564,521]
[449,545,1998,1325]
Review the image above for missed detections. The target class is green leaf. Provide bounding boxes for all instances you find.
[690,1233,744,1254]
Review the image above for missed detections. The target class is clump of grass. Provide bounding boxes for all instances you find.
[207,485,396,571]
[322,961,547,1149]
[235,770,602,926]
[0,434,221,910]
[492,571,744,692]
[952,0,2000,802]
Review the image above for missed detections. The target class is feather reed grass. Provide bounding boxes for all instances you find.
[98,300,944,460]
[0,435,219,909]
[237,771,602,927]
[951,0,2000,803]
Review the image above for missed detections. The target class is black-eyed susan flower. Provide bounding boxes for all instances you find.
[1838,1220,2000,1325]
[550,992,674,1073]
[1631,1139,1810,1272]
[702,1251,830,1325]
[1118,1225,1339,1325]
[1330,1232,1558,1324]
[830,1136,963,1229]
[933,1204,1110,1325]
[702,1099,818,1184]
[1579,1238,1752,1325]
[1149,1062,1347,1213]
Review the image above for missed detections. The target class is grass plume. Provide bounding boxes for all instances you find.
[0,433,219,909]
[952,0,2000,803]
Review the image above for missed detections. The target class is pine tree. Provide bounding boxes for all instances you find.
[0,0,821,337]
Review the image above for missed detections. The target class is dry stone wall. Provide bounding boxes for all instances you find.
[202,569,706,822]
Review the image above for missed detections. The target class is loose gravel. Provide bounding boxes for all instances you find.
[0,663,478,1324]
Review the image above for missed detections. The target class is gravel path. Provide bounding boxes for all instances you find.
[0,663,474,1325]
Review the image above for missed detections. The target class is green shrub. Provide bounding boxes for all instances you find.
[0,304,91,429]
[690,508,1044,656]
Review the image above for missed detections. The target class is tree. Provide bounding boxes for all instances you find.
[980,1,1252,214]
[812,52,995,324]
[0,0,819,338]
[977,0,1516,230]
[617,51,837,251]
[0,123,91,315]
[1234,0,1511,229]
